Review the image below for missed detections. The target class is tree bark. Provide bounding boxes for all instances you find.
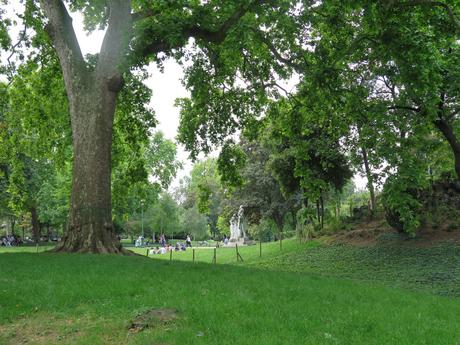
[54,82,123,253]
[433,118,460,181]
[361,146,377,212]
[272,211,284,234]
[320,195,324,229]
[316,199,320,224]
[30,206,40,244]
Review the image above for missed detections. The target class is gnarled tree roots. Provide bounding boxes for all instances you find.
[52,222,131,255]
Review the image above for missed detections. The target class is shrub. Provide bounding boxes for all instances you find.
[381,176,422,235]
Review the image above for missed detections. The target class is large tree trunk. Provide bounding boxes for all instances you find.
[54,82,123,253]
[40,0,131,253]
[434,118,460,181]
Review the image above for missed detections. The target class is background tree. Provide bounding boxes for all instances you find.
[179,206,208,241]
[148,193,179,239]
[223,138,302,234]
[181,158,225,237]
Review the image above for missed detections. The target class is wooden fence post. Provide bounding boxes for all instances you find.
[280,232,283,251]
[146,249,149,257]
[259,240,262,258]
[213,248,216,264]
[193,249,195,263]
[236,243,244,262]
[170,250,172,261]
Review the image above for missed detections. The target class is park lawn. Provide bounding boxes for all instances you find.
[0,249,460,344]
[0,245,54,254]
[131,238,310,264]
[133,238,460,297]
[3,238,460,296]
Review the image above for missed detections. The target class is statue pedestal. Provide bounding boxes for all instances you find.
[226,237,249,246]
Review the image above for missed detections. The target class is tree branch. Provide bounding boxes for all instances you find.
[139,1,262,59]
[6,24,27,66]
[251,28,306,73]
[131,8,159,22]
[186,2,253,44]
[4,23,28,88]
[97,0,132,90]
[39,0,85,95]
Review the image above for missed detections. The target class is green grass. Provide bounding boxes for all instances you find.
[134,239,460,297]
[132,238,308,264]
[248,242,460,297]
[0,244,54,253]
[1,239,460,344]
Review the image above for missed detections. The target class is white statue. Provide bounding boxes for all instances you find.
[229,214,239,241]
[229,205,245,242]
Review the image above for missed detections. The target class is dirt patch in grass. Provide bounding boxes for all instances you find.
[128,308,178,333]
[0,314,83,345]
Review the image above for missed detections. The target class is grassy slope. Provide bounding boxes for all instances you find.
[134,239,460,297]
[248,242,460,297]
[0,241,459,344]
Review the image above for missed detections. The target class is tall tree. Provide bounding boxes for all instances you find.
[1,0,306,253]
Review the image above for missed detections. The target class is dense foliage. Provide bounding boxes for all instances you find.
[1,1,460,241]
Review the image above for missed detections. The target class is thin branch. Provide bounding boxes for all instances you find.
[273,82,297,99]
[6,24,27,66]
[131,8,159,22]
[251,28,305,73]
[4,23,28,89]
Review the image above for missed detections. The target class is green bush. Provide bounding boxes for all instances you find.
[381,176,422,235]
[296,207,321,242]
[247,218,277,241]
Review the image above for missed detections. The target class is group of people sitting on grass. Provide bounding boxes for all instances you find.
[147,234,193,255]
[148,241,187,255]
[1,235,22,247]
